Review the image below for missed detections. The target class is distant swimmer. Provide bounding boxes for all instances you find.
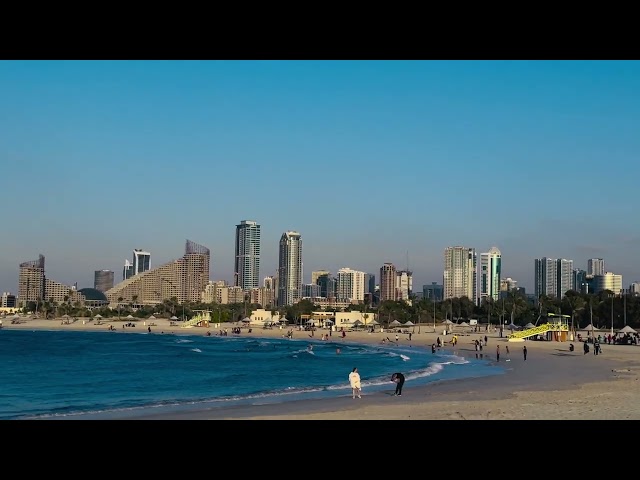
[336,348,341,354]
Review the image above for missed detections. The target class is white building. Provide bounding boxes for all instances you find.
[443,246,477,300]
[336,267,366,303]
[587,258,605,276]
[334,311,378,329]
[396,270,413,304]
[277,231,302,307]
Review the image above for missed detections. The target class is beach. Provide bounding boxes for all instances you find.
[3,315,639,420]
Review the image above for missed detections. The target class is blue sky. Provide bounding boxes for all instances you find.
[1,60,639,295]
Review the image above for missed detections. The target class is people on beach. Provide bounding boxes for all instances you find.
[583,342,590,355]
[391,372,405,396]
[431,343,436,354]
[523,345,528,361]
[496,344,500,361]
[349,367,362,399]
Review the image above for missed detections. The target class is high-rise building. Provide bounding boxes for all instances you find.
[106,240,210,305]
[133,249,151,276]
[572,269,588,294]
[316,273,336,298]
[94,270,114,292]
[234,220,261,290]
[18,254,45,307]
[594,272,623,295]
[396,270,413,303]
[277,231,302,307]
[443,246,477,301]
[1,292,17,308]
[312,270,331,286]
[587,258,605,276]
[379,263,397,301]
[534,257,574,299]
[479,247,501,303]
[123,260,134,281]
[336,268,366,302]
[423,282,443,302]
[500,277,518,292]
[364,273,376,294]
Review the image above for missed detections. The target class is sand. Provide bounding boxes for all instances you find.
[3,315,639,420]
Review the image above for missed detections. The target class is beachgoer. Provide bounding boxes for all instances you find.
[349,367,362,399]
[496,344,500,361]
[431,343,436,354]
[391,372,405,396]
[583,342,589,355]
[395,334,399,342]
[523,345,527,361]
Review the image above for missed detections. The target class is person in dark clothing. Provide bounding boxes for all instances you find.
[583,342,589,355]
[523,345,527,361]
[391,372,405,396]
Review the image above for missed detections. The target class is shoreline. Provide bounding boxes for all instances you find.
[3,316,640,419]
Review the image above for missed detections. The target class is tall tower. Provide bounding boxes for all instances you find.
[234,220,261,290]
[379,263,397,301]
[443,246,477,301]
[480,247,502,303]
[277,231,302,307]
[133,249,151,275]
[534,257,557,298]
[94,270,115,292]
[587,258,605,276]
[18,254,45,307]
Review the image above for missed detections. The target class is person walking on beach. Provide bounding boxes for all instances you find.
[496,344,500,362]
[505,345,510,361]
[391,372,405,396]
[349,367,362,399]
[523,345,527,361]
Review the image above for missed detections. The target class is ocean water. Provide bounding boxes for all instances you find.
[0,329,504,419]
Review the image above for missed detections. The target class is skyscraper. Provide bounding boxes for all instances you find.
[234,220,261,290]
[443,246,477,301]
[336,268,366,302]
[94,270,114,292]
[534,257,574,299]
[123,260,134,281]
[277,231,302,307]
[133,249,151,275]
[18,254,45,307]
[379,263,397,301]
[480,247,502,303]
[587,258,605,276]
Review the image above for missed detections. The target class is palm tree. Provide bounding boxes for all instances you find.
[117,296,124,320]
[563,292,586,334]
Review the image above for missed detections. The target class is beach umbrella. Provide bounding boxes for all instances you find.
[524,322,535,329]
[94,314,102,319]
[126,314,134,319]
[148,315,156,320]
[62,314,70,319]
[241,317,251,323]
[459,321,469,327]
[404,321,415,326]
[389,320,401,326]
[170,316,178,320]
[442,319,453,325]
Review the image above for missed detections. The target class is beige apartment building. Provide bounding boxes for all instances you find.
[106,240,210,306]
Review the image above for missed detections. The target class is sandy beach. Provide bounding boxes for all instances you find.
[3,315,639,420]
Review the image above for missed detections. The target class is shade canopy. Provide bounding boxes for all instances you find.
[404,321,415,326]
[442,319,453,325]
[524,322,535,329]
[170,316,179,320]
[389,320,401,326]
[617,325,637,334]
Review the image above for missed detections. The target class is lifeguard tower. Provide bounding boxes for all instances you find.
[181,310,212,328]
[508,313,570,342]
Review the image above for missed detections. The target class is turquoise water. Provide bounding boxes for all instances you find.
[0,329,504,419]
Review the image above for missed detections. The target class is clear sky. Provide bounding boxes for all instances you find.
[1,60,639,295]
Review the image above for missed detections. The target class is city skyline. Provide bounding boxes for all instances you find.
[1,60,640,293]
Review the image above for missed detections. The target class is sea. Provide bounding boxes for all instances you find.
[0,329,505,420]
